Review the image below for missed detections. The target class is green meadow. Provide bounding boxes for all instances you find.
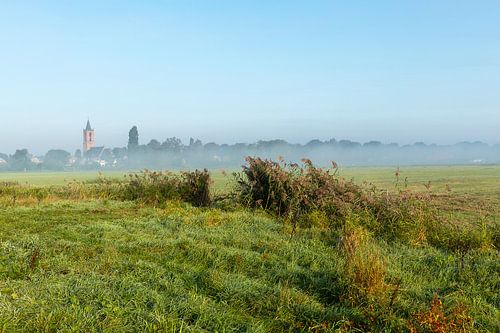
[0,165,498,332]
[0,171,126,187]
[2,164,500,194]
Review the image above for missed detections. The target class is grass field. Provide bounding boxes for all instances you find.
[0,165,498,332]
[2,164,500,195]
[0,171,127,186]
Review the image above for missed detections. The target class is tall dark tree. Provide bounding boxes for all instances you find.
[128,126,139,151]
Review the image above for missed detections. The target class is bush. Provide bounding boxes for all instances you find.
[235,157,440,244]
[122,170,182,204]
[235,157,299,216]
[180,169,212,207]
[121,169,212,207]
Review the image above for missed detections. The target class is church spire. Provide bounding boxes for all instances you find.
[83,119,95,152]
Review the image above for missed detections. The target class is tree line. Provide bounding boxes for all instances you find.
[1,126,499,171]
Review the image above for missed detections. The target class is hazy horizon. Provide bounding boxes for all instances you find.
[1,1,499,154]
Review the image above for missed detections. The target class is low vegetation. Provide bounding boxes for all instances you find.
[121,169,212,207]
[0,161,498,332]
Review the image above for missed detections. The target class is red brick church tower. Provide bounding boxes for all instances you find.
[83,120,95,152]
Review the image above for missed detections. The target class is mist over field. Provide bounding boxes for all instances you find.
[110,139,500,169]
[1,133,499,172]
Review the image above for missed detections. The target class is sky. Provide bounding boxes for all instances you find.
[1,1,499,154]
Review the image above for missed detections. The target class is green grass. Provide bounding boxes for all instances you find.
[0,170,232,195]
[2,165,500,196]
[0,166,498,332]
[0,171,127,186]
[1,201,498,332]
[338,165,500,196]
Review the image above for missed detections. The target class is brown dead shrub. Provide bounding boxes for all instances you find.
[411,295,475,333]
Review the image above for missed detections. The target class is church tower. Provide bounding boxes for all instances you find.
[83,120,95,152]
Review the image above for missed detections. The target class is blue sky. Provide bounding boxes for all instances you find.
[1,1,499,153]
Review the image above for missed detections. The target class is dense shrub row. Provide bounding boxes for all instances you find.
[235,157,434,243]
[234,157,498,254]
[0,169,212,207]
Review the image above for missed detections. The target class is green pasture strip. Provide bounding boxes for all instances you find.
[338,165,500,196]
[0,200,498,331]
[0,171,126,186]
[1,165,500,196]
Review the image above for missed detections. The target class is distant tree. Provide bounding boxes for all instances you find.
[306,139,323,147]
[147,139,161,150]
[128,126,139,151]
[456,141,488,148]
[161,137,183,152]
[0,153,8,170]
[74,149,82,159]
[204,142,219,150]
[338,140,361,149]
[256,139,288,149]
[326,138,337,145]
[363,141,382,148]
[112,147,127,159]
[43,149,70,170]
[10,149,32,171]
[101,148,114,162]
[188,138,202,149]
[233,143,246,148]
